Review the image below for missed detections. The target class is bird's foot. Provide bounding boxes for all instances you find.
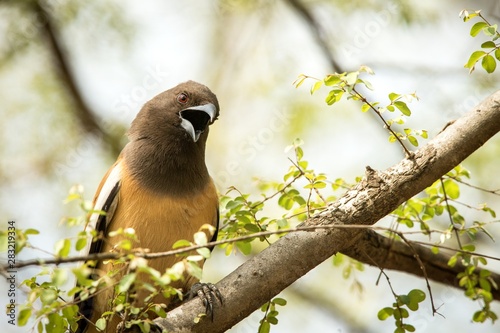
[187,282,223,321]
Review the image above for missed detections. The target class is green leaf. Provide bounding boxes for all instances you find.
[293,74,307,88]
[55,239,71,258]
[236,241,252,255]
[24,228,40,235]
[394,101,411,116]
[443,179,460,199]
[482,54,497,73]
[196,247,211,258]
[465,50,487,70]
[407,135,418,147]
[117,273,136,293]
[325,89,344,105]
[448,255,457,267]
[495,48,500,61]
[310,80,323,94]
[259,320,271,333]
[462,244,476,252]
[273,297,287,306]
[403,324,416,332]
[408,289,426,303]
[193,231,208,245]
[75,237,87,251]
[96,318,107,331]
[470,22,488,36]
[481,41,496,49]
[484,24,498,37]
[345,72,359,85]
[18,307,32,326]
[172,239,191,248]
[377,307,394,320]
[52,268,68,287]
[388,92,400,102]
[244,223,261,233]
[324,74,342,86]
[361,103,371,112]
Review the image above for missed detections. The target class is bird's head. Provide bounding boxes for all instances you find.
[129,81,220,144]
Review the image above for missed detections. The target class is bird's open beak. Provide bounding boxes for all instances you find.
[179,103,217,142]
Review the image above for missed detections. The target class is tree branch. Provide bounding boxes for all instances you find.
[33,0,121,156]
[342,229,500,301]
[148,90,500,332]
[285,0,343,72]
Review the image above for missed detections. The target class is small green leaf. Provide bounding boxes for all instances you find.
[52,268,68,287]
[394,101,411,116]
[388,93,400,102]
[448,255,457,267]
[18,307,32,326]
[259,320,271,333]
[470,22,488,36]
[24,228,40,235]
[293,74,307,88]
[55,239,71,258]
[96,318,107,331]
[403,324,416,332]
[495,48,500,61]
[311,80,323,94]
[75,237,87,251]
[377,307,394,320]
[324,74,342,86]
[236,241,252,255]
[244,223,261,233]
[408,289,426,303]
[193,231,208,246]
[481,41,496,49]
[484,24,498,37]
[172,239,191,248]
[407,136,418,147]
[117,273,136,293]
[465,50,487,70]
[325,89,344,105]
[196,247,211,258]
[273,297,287,306]
[482,54,497,73]
[443,179,460,199]
[462,244,476,252]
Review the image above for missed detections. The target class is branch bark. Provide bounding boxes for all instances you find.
[149,90,500,332]
[343,229,500,301]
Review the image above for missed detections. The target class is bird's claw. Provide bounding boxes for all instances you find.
[188,282,223,321]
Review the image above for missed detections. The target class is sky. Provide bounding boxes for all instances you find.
[1,0,500,332]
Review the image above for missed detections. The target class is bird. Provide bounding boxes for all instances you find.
[75,81,221,333]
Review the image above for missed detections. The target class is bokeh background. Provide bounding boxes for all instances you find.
[1,0,500,332]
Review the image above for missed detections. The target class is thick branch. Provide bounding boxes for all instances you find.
[150,91,500,332]
[343,229,500,301]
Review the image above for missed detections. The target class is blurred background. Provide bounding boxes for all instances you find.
[1,0,500,332]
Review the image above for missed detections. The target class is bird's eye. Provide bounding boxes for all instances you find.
[177,93,189,104]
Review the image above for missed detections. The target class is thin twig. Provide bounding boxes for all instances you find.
[4,224,500,273]
[439,178,463,250]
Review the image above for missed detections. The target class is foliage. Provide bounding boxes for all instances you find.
[460,10,500,74]
[258,297,287,333]
[377,289,426,333]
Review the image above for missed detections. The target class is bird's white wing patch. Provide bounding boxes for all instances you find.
[82,162,122,256]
